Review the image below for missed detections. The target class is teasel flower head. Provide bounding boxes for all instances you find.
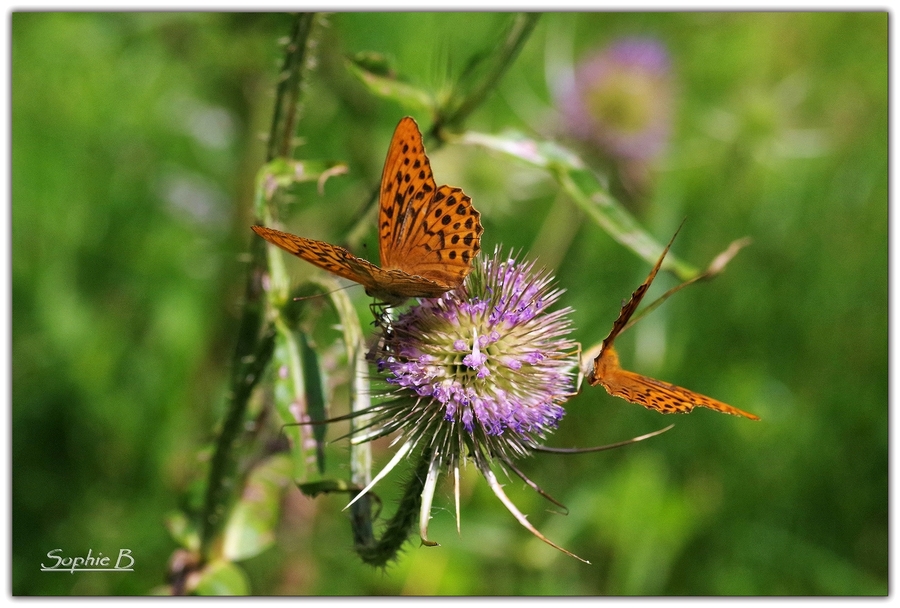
[347,246,587,562]
[557,36,673,162]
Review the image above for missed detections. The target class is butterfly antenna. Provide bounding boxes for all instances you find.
[292,283,358,302]
[279,407,376,433]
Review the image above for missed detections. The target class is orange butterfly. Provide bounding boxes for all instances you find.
[588,227,759,420]
[252,117,483,306]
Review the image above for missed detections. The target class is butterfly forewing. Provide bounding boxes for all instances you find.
[378,117,435,268]
[378,117,482,284]
[251,226,380,290]
[602,225,679,349]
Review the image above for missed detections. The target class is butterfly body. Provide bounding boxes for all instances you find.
[588,227,759,420]
[252,117,483,306]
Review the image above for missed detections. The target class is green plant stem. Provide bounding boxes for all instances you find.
[267,13,316,163]
[347,14,540,253]
[355,446,433,567]
[198,12,317,562]
[438,12,541,131]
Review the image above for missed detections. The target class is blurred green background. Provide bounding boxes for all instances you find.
[12,12,886,595]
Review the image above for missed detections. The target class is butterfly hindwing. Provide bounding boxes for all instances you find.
[396,185,483,285]
[595,346,760,419]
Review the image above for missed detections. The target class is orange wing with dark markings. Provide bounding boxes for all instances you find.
[588,225,759,420]
[251,116,483,306]
[377,117,483,285]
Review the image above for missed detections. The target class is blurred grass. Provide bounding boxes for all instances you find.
[12,12,886,595]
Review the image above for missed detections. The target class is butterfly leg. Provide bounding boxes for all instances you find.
[365,303,396,367]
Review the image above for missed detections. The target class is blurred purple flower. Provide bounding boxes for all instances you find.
[558,37,673,162]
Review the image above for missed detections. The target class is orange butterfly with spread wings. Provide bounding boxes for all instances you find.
[252,117,483,306]
[588,227,759,420]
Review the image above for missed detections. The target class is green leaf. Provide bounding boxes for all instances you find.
[345,55,434,114]
[222,454,293,562]
[348,50,397,77]
[325,286,371,487]
[326,282,377,550]
[272,323,308,482]
[164,510,200,552]
[459,128,700,280]
[299,331,328,474]
[192,560,251,596]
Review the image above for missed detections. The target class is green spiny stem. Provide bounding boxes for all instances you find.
[198,12,318,562]
[437,13,541,131]
[354,446,433,568]
[267,13,317,163]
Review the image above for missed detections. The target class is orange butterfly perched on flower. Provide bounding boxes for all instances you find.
[252,117,484,306]
[588,227,760,420]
